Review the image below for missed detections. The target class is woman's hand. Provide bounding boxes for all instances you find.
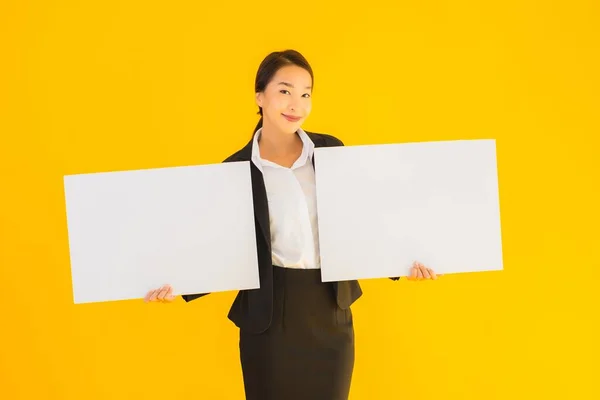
[408,261,440,281]
[144,284,176,303]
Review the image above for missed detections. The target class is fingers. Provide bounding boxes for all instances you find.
[164,294,176,302]
[427,268,437,280]
[162,286,175,302]
[409,262,439,281]
[156,285,170,301]
[409,265,418,280]
[144,285,174,303]
[420,264,431,279]
[414,261,426,280]
[144,289,158,303]
[417,266,424,279]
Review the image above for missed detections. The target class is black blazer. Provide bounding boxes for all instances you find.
[182,131,398,334]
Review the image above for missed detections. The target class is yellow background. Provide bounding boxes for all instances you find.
[1,1,598,399]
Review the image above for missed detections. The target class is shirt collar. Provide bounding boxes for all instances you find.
[251,127,315,172]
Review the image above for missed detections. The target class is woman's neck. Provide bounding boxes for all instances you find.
[258,125,302,157]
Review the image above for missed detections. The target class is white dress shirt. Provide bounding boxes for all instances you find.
[251,127,322,269]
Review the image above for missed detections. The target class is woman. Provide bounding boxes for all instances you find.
[144,49,438,400]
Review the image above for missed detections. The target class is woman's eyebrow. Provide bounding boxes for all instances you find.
[277,81,312,90]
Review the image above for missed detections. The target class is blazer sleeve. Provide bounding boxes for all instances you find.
[181,293,209,302]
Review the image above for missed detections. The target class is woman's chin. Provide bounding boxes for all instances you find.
[279,125,301,135]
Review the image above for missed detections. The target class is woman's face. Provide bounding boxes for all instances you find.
[256,65,313,135]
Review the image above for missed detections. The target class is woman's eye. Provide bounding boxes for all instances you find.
[279,90,310,98]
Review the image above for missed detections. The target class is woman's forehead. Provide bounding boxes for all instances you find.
[271,65,312,87]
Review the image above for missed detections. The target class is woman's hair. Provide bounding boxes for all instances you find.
[252,49,314,135]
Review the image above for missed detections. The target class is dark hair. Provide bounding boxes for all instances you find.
[252,49,314,135]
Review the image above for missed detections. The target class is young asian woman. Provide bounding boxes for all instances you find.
[144,49,439,400]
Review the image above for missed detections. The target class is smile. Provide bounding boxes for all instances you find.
[282,114,302,122]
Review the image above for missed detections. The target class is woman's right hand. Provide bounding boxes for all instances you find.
[144,284,176,303]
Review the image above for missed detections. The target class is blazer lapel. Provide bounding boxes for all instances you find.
[250,163,271,251]
[231,131,359,308]
[234,132,328,255]
[229,138,271,251]
[310,133,326,169]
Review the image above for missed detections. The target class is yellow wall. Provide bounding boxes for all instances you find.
[1,1,598,399]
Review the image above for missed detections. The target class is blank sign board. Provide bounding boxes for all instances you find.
[64,161,260,304]
[314,139,503,282]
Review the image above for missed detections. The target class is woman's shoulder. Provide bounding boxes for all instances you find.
[222,147,248,163]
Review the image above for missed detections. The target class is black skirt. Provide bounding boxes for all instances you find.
[239,265,355,400]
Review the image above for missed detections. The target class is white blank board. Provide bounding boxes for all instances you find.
[64,161,260,304]
[314,139,503,281]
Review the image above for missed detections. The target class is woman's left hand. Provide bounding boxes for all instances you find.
[408,261,439,280]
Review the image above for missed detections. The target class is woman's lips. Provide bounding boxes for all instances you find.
[282,114,301,122]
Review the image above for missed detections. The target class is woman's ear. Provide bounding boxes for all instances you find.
[255,92,263,108]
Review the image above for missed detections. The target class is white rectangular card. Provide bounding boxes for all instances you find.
[314,139,503,281]
[64,161,259,304]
